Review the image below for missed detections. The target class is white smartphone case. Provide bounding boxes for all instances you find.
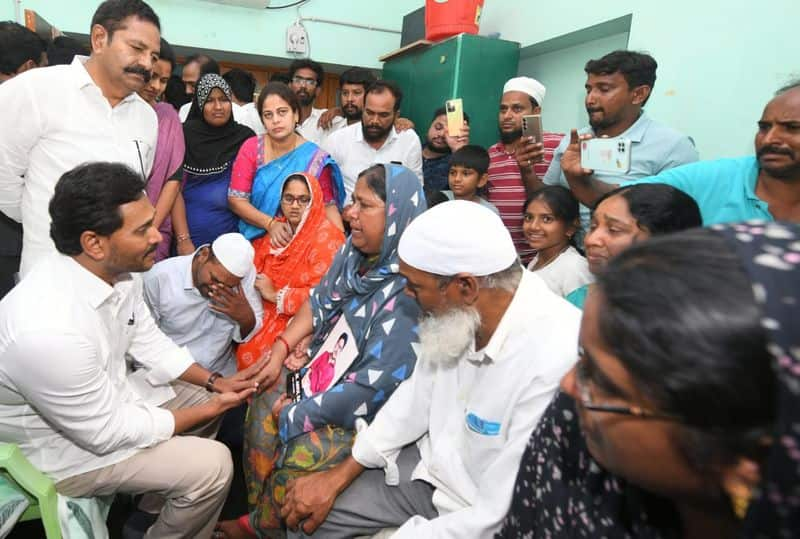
[580,137,632,174]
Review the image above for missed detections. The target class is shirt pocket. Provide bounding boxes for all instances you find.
[462,410,506,472]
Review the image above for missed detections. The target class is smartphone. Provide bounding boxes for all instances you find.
[445,98,464,137]
[286,371,303,403]
[522,114,543,143]
[580,137,632,174]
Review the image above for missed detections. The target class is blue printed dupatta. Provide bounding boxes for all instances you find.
[238,138,345,241]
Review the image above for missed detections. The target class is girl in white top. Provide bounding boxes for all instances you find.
[523,186,593,297]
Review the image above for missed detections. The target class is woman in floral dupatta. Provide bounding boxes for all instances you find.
[236,172,345,370]
[217,165,426,538]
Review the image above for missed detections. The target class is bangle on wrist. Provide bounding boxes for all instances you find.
[276,335,291,356]
[205,371,223,392]
[176,233,191,243]
[266,216,274,229]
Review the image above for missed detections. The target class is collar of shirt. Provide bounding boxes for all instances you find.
[70,55,140,108]
[743,157,763,202]
[354,124,399,150]
[182,246,208,293]
[478,270,538,364]
[589,112,651,142]
[60,255,130,311]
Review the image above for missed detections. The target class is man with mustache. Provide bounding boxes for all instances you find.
[290,58,335,145]
[325,80,423,198]
[279,200,580,538]
[421,107,471,193]
[0,0,160,278]
[561,80,800,225]
[488,77,563,264]
[0,162,273,538]
[541,50,698,239]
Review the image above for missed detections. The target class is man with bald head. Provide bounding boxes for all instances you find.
[280,201,581,538]
[561,80,800,225]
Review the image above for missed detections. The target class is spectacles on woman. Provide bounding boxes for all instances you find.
[574,350,682,421]
[281,194,311,206]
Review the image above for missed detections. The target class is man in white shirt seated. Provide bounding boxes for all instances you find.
[0,162,275,539]
[223,67,265,135]
[143,232,263,376]
[280,201,581,538]
[0,0,160,278]
[325,80,424,198]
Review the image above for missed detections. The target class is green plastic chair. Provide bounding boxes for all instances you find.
[0,443,61,539]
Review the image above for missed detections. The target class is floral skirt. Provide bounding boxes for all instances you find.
[244,381,354,537]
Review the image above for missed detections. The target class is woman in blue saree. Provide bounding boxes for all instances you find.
[181,73,254,247]
[229,82,345,247]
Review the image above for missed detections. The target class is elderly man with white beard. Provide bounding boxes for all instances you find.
[280,200,582,538]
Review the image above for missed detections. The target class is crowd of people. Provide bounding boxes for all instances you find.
[0,1,798,538]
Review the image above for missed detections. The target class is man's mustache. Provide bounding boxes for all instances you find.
[758,145,794,159]
[125,66,151,83]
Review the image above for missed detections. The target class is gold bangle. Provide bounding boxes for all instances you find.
[266,216,274,229]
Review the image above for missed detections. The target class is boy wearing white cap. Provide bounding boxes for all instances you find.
[281,201,580,539]
[488,76,564,264]
[143,232,263,376]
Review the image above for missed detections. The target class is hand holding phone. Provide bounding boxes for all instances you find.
[445,98,464,137]
[580,137,632,174]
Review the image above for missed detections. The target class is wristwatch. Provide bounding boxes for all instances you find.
[205,371,223,392]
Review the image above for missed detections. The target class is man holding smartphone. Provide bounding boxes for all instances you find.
[541,51,698,240]
[488,76,563,263]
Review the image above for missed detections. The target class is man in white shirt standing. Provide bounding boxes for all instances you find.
[0,0,160,278]
[325,80,423,198]
[223,67,265,135]
[143,232,263,376]
[289,58,343,145]
[0,162,275,539]
[281,201,581,538]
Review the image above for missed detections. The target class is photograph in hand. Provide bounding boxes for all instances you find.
[301,315,358,398]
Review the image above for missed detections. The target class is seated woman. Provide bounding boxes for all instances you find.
[235,173,345,370]
[523,185,592,297]
[180,73,254,248]
[228,82,345,248]
[566,183,702,309]
[217,164,427,538]
[499,221,798,538]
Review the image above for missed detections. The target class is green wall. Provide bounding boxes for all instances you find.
[2,0,425,68]
[481,0,800,160]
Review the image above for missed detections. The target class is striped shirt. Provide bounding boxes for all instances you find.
[487,132,563,263]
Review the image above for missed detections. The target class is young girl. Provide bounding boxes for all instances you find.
[523,186,592,297]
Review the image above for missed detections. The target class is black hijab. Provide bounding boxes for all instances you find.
[182,73,254,175]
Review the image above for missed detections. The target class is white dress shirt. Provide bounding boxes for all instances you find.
[295,107,348,148]
[351,270,581,538]
[324,122,423,199]
[142,250,264,376]
[0,254,194,482]
[179,101,191,123]
[0,56,158,276]
[233,102,266,136]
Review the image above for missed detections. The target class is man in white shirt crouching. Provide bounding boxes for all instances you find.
[0,162,274,539]
[281,200,581,538]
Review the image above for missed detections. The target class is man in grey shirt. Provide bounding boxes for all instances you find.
[143,232,263,376]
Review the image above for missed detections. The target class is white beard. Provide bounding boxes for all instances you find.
[418,306,482,365]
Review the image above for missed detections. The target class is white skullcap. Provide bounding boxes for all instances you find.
[211,233,254,278]
[398,200,517,276]
[503,76,546,106]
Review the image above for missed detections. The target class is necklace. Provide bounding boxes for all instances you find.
[532,244,570,271]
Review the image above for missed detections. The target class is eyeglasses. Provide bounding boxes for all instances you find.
[292,76,318,88]
[573,354,682,422]
[281,194,311,206]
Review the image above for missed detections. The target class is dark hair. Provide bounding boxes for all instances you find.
[366,80,403,112]
[269,72,291,84]
[596,228,776,473]
[49,162,146,255]
[164,74,189,110]
[223,68,256,103]
[525,186,581,246]
[450,145,489,176]
[46,35,88,66]
[426,189,450,209]
[256,81,299,117]
[282,173,308,192]
[585,50,657,105]
[336,333,349,346]
[0,21,46,75]
[184,54,219,76]
[90,0,160,41]
[289,58,324,86]
[431,105,470,124]
[339,67,377,89]
[358,164,387,202]
[157,37,175,71]
[593,184,702,234]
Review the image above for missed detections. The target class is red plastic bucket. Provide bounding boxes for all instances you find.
[425,0,485,42]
